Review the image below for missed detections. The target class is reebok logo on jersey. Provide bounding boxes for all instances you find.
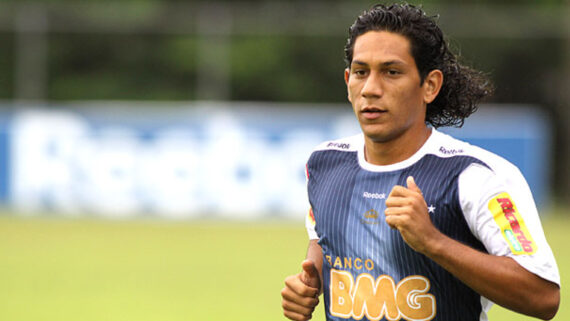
[488,193,536,255]
[438,146,464,155]
[363,191,386,199]
[327,142,350,149]
[330,270,436,321]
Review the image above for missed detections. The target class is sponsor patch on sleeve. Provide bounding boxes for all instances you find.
[307,208,316,227]
[488,193,536,255]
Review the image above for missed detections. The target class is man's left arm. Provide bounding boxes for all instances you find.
[385,176,560,320]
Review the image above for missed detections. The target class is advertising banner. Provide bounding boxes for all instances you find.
[1,102,551,219]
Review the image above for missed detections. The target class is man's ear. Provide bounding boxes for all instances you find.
[423,69,443,104]
[344,68,352,102]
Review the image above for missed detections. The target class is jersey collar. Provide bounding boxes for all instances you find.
[357,128,440,172]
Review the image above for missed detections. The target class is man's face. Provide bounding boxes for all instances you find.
[345,31,430,144]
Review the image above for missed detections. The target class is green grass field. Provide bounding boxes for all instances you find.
[0,210,567,321]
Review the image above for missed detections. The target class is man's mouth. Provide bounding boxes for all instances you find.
[360,107,387,119]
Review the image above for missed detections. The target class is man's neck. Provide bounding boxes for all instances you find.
[363,127,432,166]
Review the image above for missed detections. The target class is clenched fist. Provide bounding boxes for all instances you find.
[385,176,443,255]
[281,260,321,321]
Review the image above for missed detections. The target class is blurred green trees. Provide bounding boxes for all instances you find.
[0,1,566,105]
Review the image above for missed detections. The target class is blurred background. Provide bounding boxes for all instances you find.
[0,0,568,320]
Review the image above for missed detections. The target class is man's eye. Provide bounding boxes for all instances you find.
[354,69,367,76]
[387,70,400,75]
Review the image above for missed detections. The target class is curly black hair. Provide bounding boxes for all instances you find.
[344,3,494,128]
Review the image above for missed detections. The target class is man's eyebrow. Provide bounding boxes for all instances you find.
[351,60,368,67]
[350,60,407,67]
[381,60,406,67]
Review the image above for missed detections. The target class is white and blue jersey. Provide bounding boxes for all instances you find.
[305,129,559,321]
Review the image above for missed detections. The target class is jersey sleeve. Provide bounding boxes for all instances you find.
[304,160,319,240]
[458,163,560,285]
[305,208,318,240]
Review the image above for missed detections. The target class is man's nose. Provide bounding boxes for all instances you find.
[361,72,383,98]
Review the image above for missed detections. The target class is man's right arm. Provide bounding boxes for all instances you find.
[281,240,323,321]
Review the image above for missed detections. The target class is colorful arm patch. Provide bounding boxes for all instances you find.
[488,193,536,255]
[307,208,316,227]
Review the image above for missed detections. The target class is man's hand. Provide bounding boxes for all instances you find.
[384,176,443,254]
[281,260,321,321]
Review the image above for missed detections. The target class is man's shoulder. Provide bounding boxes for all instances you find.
[306,134,361,170]
[312,134,362,153]
[428,130,482,159]
[430,130,520,175]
